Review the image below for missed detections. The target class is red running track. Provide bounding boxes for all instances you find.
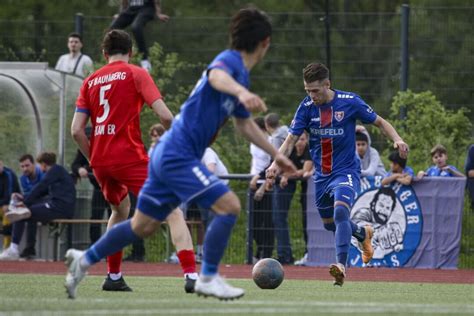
[0,261,473,284]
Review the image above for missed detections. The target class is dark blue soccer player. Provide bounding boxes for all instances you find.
[64,7,296,300]
[267,62,409,286]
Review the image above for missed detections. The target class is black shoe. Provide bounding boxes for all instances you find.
[20,247,36,259]
[184,275,196,294]
[102,275,133,292]
[277,256,294,265]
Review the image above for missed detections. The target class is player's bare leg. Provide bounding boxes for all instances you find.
[166,207,199,293]
[103,195,132,292]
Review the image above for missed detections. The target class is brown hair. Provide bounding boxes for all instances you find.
[430,144,447,157]
[36,152,56,166]
[229,7,272,53]
[303,63,330,83]
[102,29,132,56]
[19,154,35,163]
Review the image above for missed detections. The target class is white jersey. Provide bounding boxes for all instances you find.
[202,147,229,184]
[55,53,93,78]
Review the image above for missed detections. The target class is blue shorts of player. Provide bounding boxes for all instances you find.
[315,172,360,220]
[137,144,230,220]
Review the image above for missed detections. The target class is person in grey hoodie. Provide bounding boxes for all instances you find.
[355,127,386,177]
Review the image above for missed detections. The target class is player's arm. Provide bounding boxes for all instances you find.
[373,116,409,159]
[234,117,296,176]
[208,68,267,113]
[150,99,173,130]
[71,112,91,160]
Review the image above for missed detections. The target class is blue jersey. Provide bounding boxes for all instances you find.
[160,49,251,159]
[386,166,415,177]
[289,90,377,178]
[20,166,43,197]
[425,165,459,177]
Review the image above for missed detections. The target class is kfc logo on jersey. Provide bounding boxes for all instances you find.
[348,176,423,267]
[334,111,344,122]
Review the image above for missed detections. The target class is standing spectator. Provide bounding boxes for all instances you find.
[267,62,408,286]
[355,130,386,177]
[64,8,296,300]
[250,117,271,175]
[17,154,44,259]
[55,33,93,78]
[0,152,76,261]
[465,144,474,211]
[0,160,20,250]
[382,152,414,186]
[417,144,465,178]
[69,29,196,293]
[265,113,295,264]
[282,132,313,266]
[111,0,170,72]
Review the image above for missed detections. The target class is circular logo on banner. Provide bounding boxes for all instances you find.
[348,176,423,267]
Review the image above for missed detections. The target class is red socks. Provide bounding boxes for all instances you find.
[177,249,197,274]
[107,250,123,274]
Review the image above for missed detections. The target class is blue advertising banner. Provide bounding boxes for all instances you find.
[306,177,466,268]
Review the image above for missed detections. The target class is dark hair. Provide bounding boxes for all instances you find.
[264,113,280,129]
[254,116,266,130]
[37,152,56,166]
[68,32,82,43]
[149,123,166,137]
[229,7,272,53]
[356,132,368,143]
[303,63,330,83]
[430,144,447,157]
[19,154,34,163]
[388,151,407,169]
[102,29,132,56]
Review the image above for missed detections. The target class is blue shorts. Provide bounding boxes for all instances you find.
[315,172,360,218]
[137,144,229,221]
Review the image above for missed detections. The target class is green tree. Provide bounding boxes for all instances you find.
[385,90,472,172]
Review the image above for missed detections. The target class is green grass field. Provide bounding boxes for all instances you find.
[0,274,472,315]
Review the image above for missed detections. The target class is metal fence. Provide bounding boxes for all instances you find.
[1,6,473,124]
[62,176,473,268]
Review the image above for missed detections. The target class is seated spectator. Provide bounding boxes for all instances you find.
[0,152,76,260]
[465,144,474,211]
[0,160,20,249]
[17,154,44,259]
[381,151,414,186]
[356,131,386,177]
[417,144,465,178]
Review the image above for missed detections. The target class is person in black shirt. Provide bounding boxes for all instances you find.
[274,132,313,265]
[0,152,76,260]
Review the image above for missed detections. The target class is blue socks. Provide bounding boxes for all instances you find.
[351,221,366,242]
[201,214,237,276]
[85,219,140,265]
[334,205,351,266]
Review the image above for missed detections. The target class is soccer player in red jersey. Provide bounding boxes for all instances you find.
[71,29,198,293]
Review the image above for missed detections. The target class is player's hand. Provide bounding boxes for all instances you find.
[394,140,409,159]
[274,153,297,178]
[265,162,279,183]
[157,13,170,22]
[238,90,267,113]
[78,167,88,178]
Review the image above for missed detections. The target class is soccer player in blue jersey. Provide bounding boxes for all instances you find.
[267,62,409,286]
[64,7,296,300]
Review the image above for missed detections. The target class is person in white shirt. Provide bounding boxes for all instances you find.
[250,117,271,175]
[55,33,93,78]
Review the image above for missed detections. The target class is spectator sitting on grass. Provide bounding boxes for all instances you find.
[417,144,465,179]
[381,151,413,186]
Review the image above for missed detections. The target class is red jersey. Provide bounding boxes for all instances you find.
[76,61,162,167]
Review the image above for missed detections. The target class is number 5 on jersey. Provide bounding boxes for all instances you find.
[97,84,111,123]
